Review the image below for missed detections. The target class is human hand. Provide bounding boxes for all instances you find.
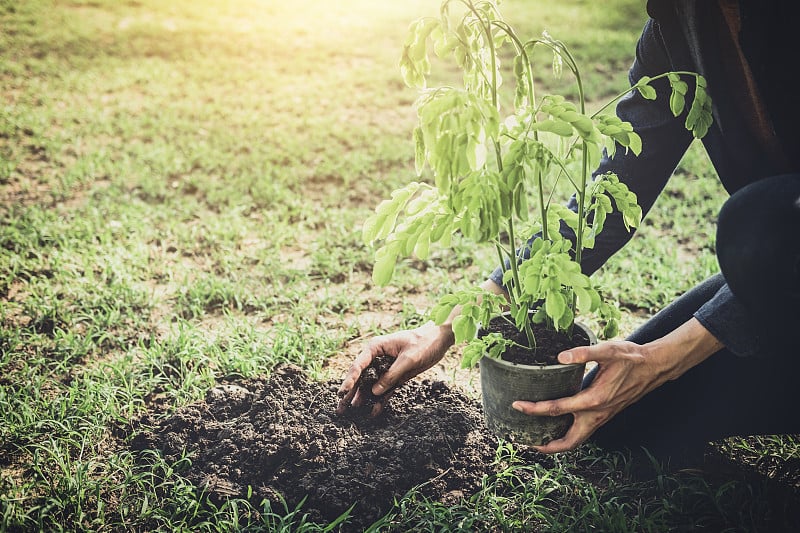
[512,341,661,453]
[336,321,455,416]
[512,318,723,453]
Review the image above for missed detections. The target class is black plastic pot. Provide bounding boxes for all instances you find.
[479,322,596,446]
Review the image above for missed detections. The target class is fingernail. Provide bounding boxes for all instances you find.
[512,401,523,412]
[560,351,573,364]
[372,383,385,395]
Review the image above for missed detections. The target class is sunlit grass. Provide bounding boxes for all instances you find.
[1,0,796,530]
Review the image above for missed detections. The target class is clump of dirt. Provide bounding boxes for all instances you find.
[349,353,394,411]
[132,365,498,531]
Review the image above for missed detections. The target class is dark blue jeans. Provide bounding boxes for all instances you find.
[587,174,800,462]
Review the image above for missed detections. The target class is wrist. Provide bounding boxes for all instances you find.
[643,318,724,382]
[423,320,455,346]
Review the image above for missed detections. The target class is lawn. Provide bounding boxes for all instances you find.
[1,0,798,531]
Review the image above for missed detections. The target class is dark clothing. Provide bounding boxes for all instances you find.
[590,174,800,461]
[489,0,800,458]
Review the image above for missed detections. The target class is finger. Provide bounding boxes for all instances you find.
[534,415,602,453]
[337,343,380,398]
[512,391,593,417]
[335,385,357,414]
[371,356,413,396]
[335,396,350,415]
[558,341,633,365]
[370,389,396,418]
[336,344,382,414]
[350,388,366,407]
[534,421,585,453]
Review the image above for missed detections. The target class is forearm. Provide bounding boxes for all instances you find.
[642,317,725,384]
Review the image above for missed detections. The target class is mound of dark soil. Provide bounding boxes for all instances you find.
[132,365,498,530]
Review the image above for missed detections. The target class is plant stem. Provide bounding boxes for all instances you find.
[589,71,699,119]
[505,213,536,349]
[569,44,586,335]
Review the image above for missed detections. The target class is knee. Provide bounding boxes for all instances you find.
[717,174,800,310]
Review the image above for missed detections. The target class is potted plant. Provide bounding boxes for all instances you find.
[363,0,711,445]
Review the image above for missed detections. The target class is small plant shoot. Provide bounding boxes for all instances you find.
[364,0,712,367]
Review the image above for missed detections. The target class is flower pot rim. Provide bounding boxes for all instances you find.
[478,316,597,369]
[479,355,585,371]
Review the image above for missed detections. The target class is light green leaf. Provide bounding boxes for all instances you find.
[452,314,477,343]
[669,90,685,117]
[414,228,431,259]
[685,81,713,138]
[557,306,574,331]
[431,305,453,326]
[586,141,602,169]
[627,131,642,155]
[602,320,619,339]
[461,342,483,368]
[532,119,573,137]
[413,126,425,176]
[573,285,595,313]
[635,76,657,100]
[372,246,398,286]
[552,49,563,79]
[572,115,594,133]
[604,136,617,158]
[545,291,566,322]
[638,84,657,100]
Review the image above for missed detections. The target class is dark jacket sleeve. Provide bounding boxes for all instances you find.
[693,284,764,357]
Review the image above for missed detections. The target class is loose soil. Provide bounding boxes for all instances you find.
[482,315,591,365]
[132,364,499,531]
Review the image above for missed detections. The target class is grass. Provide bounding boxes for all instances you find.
[0,0,797,531]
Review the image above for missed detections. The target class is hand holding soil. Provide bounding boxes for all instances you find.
[336,322,456,416]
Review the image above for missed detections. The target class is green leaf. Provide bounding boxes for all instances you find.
[637,84,657,100]
[545,291,566,322]
[372,246,398,286]
[452,314,477,344]
[363,183,420,243]
[626,131,642,155]
[602,320,619,339]
[635,76,657,100]
[431,306,452,326]
[685,80,713,138]
[414,228,431,259]
[669,89,685,117]
[552,49,563,79]
[487,339,507,360]
[573,285,595,313]
[413,126,425,176]
[461,342,483,369]
[586,141,602,170]
[557,305,574,331]
[532,119,573,137]
[572,115,594,134]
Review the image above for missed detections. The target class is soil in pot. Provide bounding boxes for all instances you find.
[481,315,592,365]
[130,363,498,531]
